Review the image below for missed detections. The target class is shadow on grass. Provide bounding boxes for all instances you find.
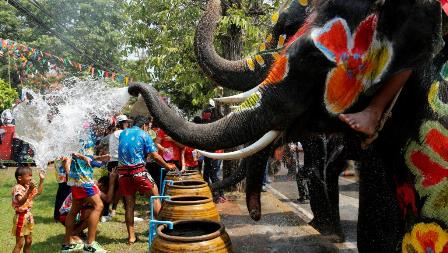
[34,215,58,224]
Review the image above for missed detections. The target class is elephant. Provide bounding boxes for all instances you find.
[128,0,448,252]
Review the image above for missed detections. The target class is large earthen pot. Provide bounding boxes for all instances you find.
[158,195,220,222]
[165,170,203,181]
[150,220,233,253]
[164,180,213,198]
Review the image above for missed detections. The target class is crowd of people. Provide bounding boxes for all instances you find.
[9,110,228,253]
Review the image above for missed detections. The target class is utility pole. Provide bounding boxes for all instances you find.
[8,51,11,86]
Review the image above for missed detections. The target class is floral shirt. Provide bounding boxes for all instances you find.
[68,157,94,187]
[11,184,37,212]
[119,126,157,166]
[68,130,97,187]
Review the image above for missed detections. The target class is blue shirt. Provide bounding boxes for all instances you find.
[118,126,157,165]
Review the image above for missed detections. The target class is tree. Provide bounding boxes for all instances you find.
[0,0,126,90]
[0,79,18,111]
[124,0,277,116]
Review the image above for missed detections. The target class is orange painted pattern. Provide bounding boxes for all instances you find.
[261,54,288,86]
[325,67,363,113]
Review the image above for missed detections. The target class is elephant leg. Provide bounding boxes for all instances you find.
[245,146,272,221]
[357,158,401,253]
[302,138,334,232]
[324,159,346,242]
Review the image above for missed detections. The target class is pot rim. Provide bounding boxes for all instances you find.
[156,219,225,242]
[164,195,212,205]
[168,180,208,189]
[167,171,200,176]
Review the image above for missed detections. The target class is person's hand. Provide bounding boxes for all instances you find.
[110,168,118,181]
[181,167,186,173]
[39,170,46,181]
[28,180,36,191]
[103,154,111,161]
[166,163,177,171]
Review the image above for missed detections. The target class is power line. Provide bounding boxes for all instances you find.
[25,0,124,73]
[6,0,124,73]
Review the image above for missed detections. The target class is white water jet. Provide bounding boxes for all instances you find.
[13,78,130,169]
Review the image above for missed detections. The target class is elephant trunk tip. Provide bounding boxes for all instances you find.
[249,209,262,221]
[127,82,142,97]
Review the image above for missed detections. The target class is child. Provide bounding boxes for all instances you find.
[58,170,118,247]
[61,152,110,253]
[11,166,45,253]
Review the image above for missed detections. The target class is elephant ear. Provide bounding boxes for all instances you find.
[311,18,350,63]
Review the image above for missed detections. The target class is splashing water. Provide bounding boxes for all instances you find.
[13,78,130,169]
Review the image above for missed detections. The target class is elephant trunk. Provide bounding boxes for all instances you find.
[128,82,280,150]
[245,145,272,221]
[194,0,277,91]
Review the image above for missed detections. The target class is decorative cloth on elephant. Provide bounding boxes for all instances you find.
[311,14,392,114]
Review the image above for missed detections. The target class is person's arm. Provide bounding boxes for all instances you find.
[156,143,165,152]
[93,154,111,162]
[181,148,186,171]
[15,184,34,205]
[62,156,71,175]
[73,153,91,167]
[164,136,185,149]
[101,169,118,203]
[37,170,45,195]
[150,152,177,170]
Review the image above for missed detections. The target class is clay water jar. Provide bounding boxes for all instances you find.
[164,180,213,198]
[165,170,203,181]
[150,220,233,253]
[158,195,220,222]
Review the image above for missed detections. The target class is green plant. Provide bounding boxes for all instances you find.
[0,78,18,111]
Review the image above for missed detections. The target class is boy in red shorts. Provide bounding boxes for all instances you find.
[11,166,45,253]
[118,116,176,244]
[61,152,110,253]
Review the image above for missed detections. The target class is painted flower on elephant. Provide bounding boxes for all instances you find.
[405,81,448,226]
[428,81,448,117]
[402,223,448,253]
[311,14,392,114]
[406,120,448,225]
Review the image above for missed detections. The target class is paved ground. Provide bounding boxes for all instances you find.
[217,192,339,253]
[267,165,359,253]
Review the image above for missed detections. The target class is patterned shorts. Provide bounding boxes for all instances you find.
[71,184,100,200]
[119,166,155,196]
[12,211,34,237]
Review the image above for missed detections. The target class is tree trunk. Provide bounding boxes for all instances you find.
[219,0,244,192]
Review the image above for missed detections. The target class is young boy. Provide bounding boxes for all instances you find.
[58,170,118,247]
[11,166,45,253]
[61,152,110,253]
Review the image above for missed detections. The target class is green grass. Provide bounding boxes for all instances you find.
[0,166,150,253]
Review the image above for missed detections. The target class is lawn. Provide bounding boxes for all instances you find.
[0,165,150,253]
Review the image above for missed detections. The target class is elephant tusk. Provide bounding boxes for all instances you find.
[213,86,259,104]
[197,130,281,160]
